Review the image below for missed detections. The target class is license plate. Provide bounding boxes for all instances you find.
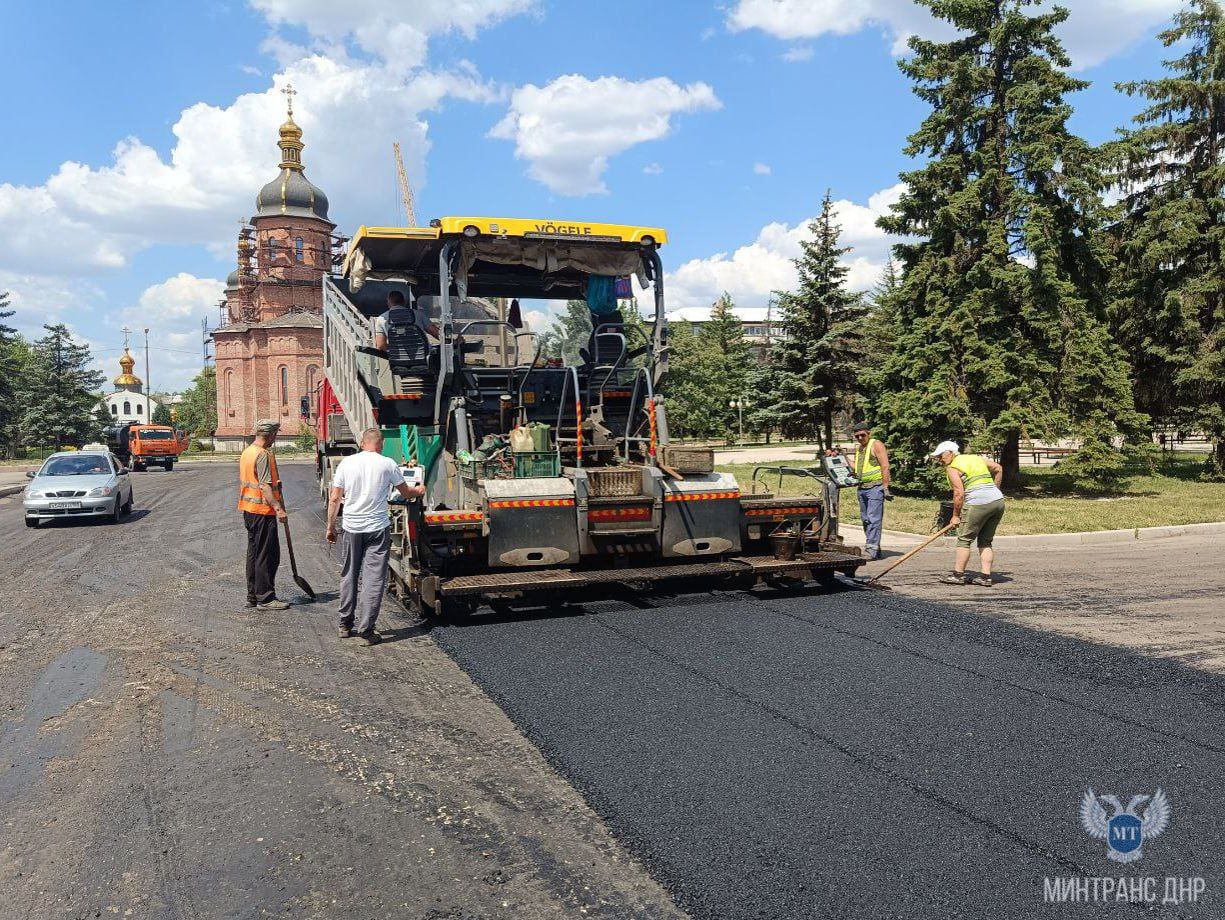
[49,501,81,510]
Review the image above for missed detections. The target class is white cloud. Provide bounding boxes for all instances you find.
[490,75,721,195]
[643,162,664,175]
[250,0,536,71]
[753,162,771,176]
[780,44,814,62]
[120,274,227,390]
[727,0,1180,69]
[666,183,905,311]
[0,55,499,279]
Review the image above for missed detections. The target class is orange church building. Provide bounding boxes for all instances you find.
[212,89,338,451]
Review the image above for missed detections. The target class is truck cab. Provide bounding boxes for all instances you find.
[104,422,186,471]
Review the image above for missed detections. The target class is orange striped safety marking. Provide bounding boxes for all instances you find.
[488,498,576,509]
[425,511,484,524]
[664,490,740,502]
[588,506,652,522]
[743,506,821,517]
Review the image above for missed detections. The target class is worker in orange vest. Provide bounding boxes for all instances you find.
[238,419,289,610]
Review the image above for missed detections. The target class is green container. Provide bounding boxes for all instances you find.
[513,451,560,479]
[528,422,550,452]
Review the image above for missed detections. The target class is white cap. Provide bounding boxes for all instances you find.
[929,440,960,458]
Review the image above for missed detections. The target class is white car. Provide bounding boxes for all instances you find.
[23,450,134,527]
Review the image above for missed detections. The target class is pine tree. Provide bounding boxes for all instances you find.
[1107,0,1225,474]
[22,324,106,449]
[151,403,173,425]
[659,320,722,439]
[875,0,1145,490]
[763,192,868,449]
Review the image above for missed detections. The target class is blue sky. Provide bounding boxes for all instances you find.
[0,0,1181,390]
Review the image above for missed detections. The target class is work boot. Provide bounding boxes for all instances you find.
[864,545,880,560]
[358,631,383,646]
[256,599,290,611]
[338,626,354,639]
[970,574,993,587]
[939,572,968,585]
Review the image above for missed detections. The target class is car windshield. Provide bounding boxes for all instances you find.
[138,430,175,440]
[40,456,112,476]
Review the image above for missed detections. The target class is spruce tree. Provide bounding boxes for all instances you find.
[1107,0,1225,474]
[0,292,24,458]
[764,191,868,449]
[699,292,752,438]
[22,324,106,449]
[876,0,1144,490]
[859,258,902,415]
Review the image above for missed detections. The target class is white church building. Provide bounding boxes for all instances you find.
[100,347,160,423]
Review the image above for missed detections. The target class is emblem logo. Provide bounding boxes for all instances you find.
[1080,788,1171,863]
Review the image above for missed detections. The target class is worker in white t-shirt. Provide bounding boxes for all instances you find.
[325,427,424,645]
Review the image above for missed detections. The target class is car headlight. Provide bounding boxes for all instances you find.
[87,485,115,497]
[26,489,45,498]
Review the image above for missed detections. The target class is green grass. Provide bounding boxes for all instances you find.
[718,455,1225,535]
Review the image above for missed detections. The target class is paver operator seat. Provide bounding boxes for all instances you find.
[379,306,436,423]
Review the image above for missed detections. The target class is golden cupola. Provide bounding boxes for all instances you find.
[114,348,142,392]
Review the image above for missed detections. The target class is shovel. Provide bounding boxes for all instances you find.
[854,522,957,591]
[280,515,316,600]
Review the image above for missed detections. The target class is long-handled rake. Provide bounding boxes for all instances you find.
[853,522,957,591]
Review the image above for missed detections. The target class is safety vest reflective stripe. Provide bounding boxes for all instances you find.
[237,446,280,515]
[855,438,883,486]
[950,454,993,491]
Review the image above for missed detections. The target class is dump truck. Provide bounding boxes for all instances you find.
[104,422,187,471]
[317,216,866,617]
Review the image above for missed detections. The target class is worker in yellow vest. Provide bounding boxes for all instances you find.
[850,422,892,560]
[238,420,290,610]
[929,440,1006,586]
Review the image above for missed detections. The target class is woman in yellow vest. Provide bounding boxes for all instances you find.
[929,440,1005,587]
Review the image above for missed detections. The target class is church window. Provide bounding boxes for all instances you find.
[136,402,143,415]
[294,237,304,262]
[225,370,234,411]
[123,401,131,415]
[110,404,117,416]
[280,365,289,405]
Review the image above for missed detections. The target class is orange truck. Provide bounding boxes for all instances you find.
[104,422,188,471]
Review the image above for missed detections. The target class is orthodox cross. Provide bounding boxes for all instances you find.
[282,83,296,117]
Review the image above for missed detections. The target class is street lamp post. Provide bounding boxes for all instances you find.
[729,398,750,444]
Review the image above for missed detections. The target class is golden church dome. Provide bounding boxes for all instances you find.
[114,348,142,388]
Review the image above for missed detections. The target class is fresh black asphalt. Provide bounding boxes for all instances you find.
[434,583,1225,919]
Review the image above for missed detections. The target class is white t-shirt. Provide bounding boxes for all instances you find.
[373,308,430,341]
[332,450,407,533]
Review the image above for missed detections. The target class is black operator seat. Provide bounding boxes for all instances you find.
[384,307,434,378]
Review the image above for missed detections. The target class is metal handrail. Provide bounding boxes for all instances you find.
[555,365,584,468]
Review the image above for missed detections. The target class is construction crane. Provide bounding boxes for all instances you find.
[392,142,418,227]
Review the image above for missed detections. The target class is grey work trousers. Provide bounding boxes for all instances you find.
[338,527,391,633]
